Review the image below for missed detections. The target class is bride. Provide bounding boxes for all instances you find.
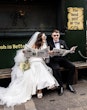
[0,32,59,107]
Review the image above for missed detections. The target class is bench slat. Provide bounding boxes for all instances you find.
[0,61,87,84]
[0,68,11,79]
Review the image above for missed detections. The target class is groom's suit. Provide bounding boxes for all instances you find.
[47,39,75,87]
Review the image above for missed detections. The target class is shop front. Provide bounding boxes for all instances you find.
[0,0,86,69]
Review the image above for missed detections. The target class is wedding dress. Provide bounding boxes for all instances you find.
[0,35,59,107]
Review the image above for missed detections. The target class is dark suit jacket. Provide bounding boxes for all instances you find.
[47,39,69,50]
[47,39,69,63]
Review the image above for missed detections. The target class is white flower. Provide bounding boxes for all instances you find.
[60,45,64,48]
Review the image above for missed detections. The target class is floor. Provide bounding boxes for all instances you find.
[0,79,87,110]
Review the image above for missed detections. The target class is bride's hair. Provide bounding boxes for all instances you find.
[35,32,43,49]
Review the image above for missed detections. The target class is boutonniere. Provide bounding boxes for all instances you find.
[60,45,64,48]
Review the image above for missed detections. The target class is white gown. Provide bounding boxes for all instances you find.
[0,43,59,107]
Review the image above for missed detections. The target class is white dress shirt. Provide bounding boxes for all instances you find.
[54,40,60,49]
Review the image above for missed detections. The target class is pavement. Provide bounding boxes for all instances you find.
[0,79,87,110]
[33,79,87,110]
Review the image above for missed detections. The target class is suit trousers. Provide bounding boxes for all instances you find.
[49,56,75,87]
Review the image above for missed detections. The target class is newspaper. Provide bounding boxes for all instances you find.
[24,47,49,59]
[53,46,78,56]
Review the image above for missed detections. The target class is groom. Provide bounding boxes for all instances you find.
[47,29,76,96]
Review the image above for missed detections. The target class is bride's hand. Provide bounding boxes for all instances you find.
[48,50,54,55]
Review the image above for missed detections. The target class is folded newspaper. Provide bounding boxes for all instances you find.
[53,46,77,56]
[24,47,49,58]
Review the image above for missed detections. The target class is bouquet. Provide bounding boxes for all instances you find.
[19,60,30,71]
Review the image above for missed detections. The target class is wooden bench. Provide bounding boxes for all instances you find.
[0,61,87,84]
[0,68,11,79]
[57,61,87,84]
[72,61,87,84]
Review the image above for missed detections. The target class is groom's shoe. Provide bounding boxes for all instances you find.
[57,86,64,96]
[66,85,76,94]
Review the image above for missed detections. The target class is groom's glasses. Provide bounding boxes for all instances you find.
[53,35,59,37]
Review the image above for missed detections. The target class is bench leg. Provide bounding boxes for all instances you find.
[73,68,78,84]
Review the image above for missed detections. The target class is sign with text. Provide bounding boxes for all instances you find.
[67,7,84,30]
[0,44,24,50]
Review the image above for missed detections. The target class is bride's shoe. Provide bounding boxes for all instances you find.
[37,93,43,99]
